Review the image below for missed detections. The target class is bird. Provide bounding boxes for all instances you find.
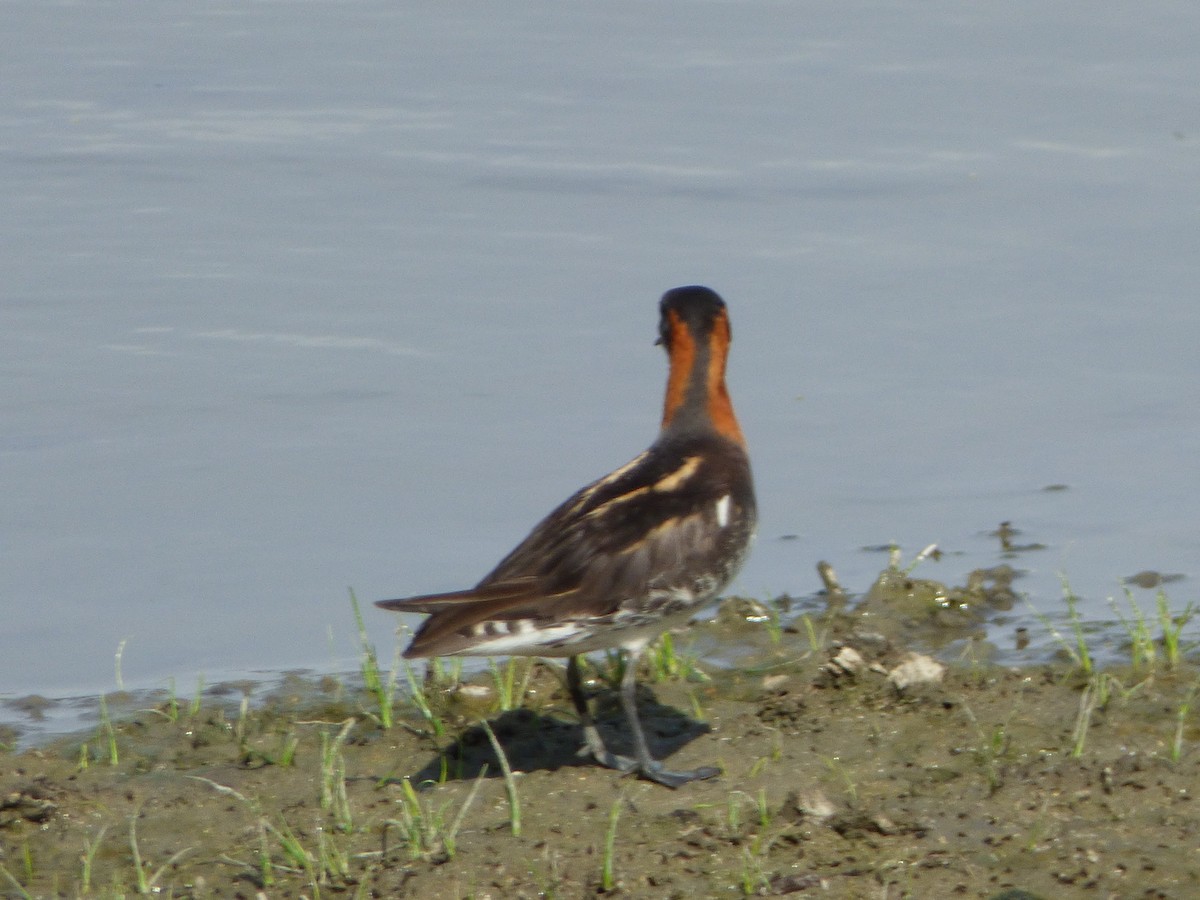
[378,286,756,787]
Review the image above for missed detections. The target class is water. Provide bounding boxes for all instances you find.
[3,1,1198,739]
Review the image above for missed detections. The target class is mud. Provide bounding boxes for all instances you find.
[2,574,1198,898]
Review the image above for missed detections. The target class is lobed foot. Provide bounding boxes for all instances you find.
[637,760,720,789]
[580,744,720,788]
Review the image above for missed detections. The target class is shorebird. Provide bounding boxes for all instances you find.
[378,286,756,787]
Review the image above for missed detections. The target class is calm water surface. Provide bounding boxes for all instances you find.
[3,1,1198,738]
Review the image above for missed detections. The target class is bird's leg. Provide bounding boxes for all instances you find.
[616,646,720,788]
[567,655,637,774]
[568,652,720,788]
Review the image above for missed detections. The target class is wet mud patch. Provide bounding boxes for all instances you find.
[3,564,1199,898]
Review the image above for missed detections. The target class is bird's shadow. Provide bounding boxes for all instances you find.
[404,690,712,786]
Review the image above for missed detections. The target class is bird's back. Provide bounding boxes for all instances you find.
[395,429,755,658]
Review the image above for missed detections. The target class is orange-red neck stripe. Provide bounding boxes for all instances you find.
[660,309,696,429]
[703,314,745,446]
[660,309,745,447]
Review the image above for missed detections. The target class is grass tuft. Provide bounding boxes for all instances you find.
[0,863,32,900]
[97,694,119,767]
[959,701,1011,794]
[820,755,857,805]
[320,718,356,833]
[1070,681,1098,758]
[1026,575,1094,675]
[80,825,107,894]
[388,770,486,861]
[189,675,205,717]
[1172,677,1199,764]
[265,818,320,898]
[350,589,399,728]
[1157,590,1195,668]
[400,657,447,737]
[489,657,535,711]
[1111,587,1157,671]
[480,719,522,836]
[600,792,624,892]
[649,631,711,683]
[129,812,193,894]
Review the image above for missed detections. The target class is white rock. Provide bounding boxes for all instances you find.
[887,653,946,690]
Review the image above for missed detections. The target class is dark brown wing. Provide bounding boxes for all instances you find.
[486,434,752,585]
[375,577,539,614]
[390,432,755,657]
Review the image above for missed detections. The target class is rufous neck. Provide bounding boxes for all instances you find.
[660,313,745,446]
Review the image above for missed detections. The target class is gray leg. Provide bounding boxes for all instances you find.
[567,655,637,773]
[569,652,720,788]
[617,646,720,788]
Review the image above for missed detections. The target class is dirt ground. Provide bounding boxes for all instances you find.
[2,577,1198,899]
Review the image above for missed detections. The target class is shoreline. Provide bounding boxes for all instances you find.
[2,576,1196,898]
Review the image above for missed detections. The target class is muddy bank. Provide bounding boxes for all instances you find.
[2,576,1198,898]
